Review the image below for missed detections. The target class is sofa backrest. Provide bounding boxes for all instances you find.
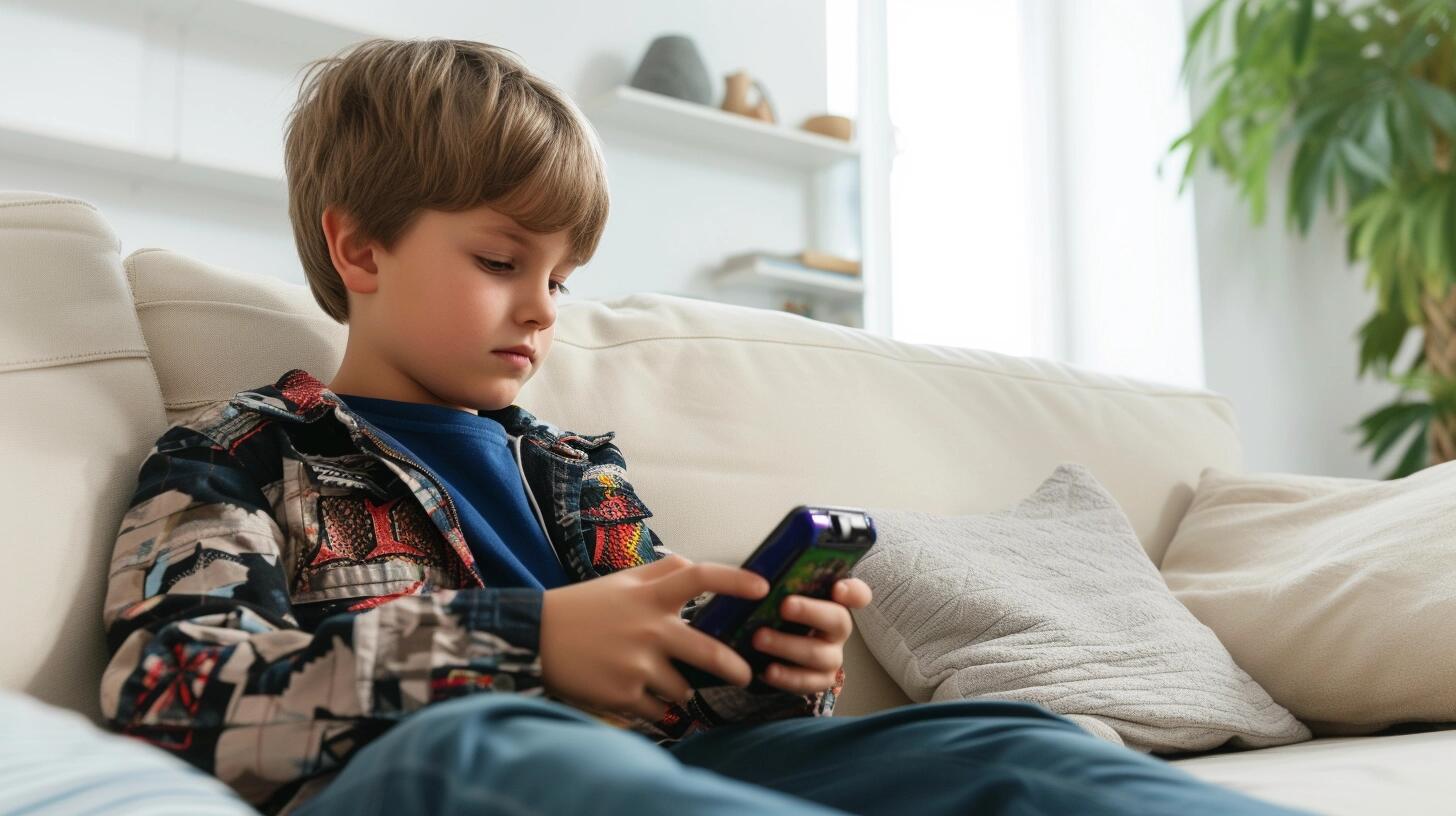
[0,192,168,724]
[126,248,347,428]
[4,190,1245,721]
[518,294,1244,714]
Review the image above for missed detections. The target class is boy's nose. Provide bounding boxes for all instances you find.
[519,286,556,327]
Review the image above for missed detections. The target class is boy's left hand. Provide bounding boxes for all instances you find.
[752,577,873,694]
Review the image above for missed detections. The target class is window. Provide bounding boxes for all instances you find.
[838,0,1206,388]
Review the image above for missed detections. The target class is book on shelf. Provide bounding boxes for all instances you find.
[798,250,861,276]
[721,250,862,278]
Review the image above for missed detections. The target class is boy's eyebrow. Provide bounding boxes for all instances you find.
[475,223,533,245]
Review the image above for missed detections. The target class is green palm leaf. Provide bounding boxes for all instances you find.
[1174,0,1456,478]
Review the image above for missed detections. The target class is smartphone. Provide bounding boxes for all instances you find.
[670,505,876,694]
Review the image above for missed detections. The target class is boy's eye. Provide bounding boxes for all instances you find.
[477,256,570,296]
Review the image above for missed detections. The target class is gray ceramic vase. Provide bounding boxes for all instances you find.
[629,34,713,105]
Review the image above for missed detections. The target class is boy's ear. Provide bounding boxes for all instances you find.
[321,205,380,295]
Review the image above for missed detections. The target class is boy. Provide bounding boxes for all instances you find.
[100,38,1311,816]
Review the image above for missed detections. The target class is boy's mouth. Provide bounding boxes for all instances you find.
[494,344,535,361]
[492,349,532,368]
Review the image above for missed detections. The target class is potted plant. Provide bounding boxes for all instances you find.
[1170,0,1456,477]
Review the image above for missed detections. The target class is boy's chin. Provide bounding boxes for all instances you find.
[473,383,524,411]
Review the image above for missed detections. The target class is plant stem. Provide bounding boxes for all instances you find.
[1421,287,1456,464]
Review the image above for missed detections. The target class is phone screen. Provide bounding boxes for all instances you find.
[726,542,862,650]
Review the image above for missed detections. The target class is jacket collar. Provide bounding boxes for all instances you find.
[229,368,561,442]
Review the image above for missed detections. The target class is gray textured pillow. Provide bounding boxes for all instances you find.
[850,463,1311,754]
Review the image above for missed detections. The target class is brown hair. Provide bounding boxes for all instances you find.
[284,38,610,323]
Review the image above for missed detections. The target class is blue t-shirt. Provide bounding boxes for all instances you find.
[336,394,571,590]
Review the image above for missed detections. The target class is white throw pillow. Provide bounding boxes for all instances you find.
[1160,462,1456,735]
[0,690,257,814]
[850,463,1310,753]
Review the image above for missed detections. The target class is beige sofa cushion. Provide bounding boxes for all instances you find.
[0,192,167,724]
[1161,463,1456,734]
[125,248,347,427]
[1173,728,1456,816]
[8,195,1452,815]
[119,250,1245,717]
[518,295,1246,715]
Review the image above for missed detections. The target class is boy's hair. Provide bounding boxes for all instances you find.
[284,38,610,323]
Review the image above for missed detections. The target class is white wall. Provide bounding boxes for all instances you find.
[1179,0,1407,478]
[0,0,837,310]
[9,0,1391,477]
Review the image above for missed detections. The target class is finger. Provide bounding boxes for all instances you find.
[657,562,769,609]
[663,623,754,687]
[759,660,837,695]
[625,691,681,723]
[834,578,873,609]
[752,626,840,673]
[640,552,692,573]
[780,595,852,643]
[646,661,696,706]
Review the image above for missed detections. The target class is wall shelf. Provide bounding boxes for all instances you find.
[0,117,286,201]
[584,85,859,170]
[0,0,388,201]
[713,256,865,301]
[129,0,381,55]
[585,83,865,327]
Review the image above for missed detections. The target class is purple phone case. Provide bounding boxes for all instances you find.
[670,506,875,692]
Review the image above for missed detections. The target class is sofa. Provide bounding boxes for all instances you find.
[2,189,1452,814]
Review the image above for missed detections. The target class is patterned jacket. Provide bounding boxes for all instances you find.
[100,368,843,815]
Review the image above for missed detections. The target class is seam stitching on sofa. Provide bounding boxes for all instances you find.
[123,250,139,297]
[120,301,1233,427]
[0,198,100,212]
[167,399,225,410]
[122,292,1217,407]
[554,336,1236,406]
[134,299,338,322]
[0,348,150,369]
[121,253,170,427]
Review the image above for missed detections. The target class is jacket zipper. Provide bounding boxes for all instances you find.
[512,433,566,572]
[348,417,485,588]
[684,691,721,728]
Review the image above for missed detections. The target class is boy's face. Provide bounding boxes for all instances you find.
[326,203,577,413]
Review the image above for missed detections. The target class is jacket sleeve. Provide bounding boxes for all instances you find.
[99,425,546,812]
[650,527,844,726]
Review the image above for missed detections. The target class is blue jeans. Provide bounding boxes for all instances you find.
[295,694,1312,815]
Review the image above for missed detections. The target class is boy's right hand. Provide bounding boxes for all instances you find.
[539,553,770,722]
